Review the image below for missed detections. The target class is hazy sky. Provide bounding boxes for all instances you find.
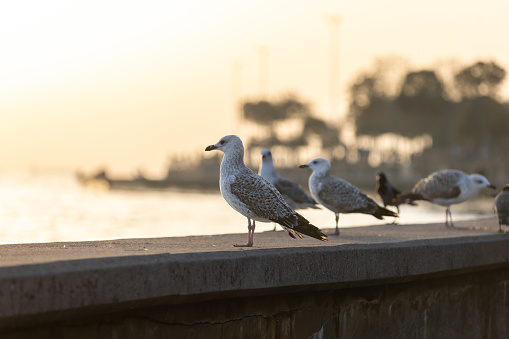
[1,0,508,174]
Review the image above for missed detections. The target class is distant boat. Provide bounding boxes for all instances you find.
[76,165,220,192]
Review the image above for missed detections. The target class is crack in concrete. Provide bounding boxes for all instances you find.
[124,303,324,328]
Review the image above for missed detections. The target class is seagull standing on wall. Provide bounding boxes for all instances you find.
[259,149,320,230]
[205,135,327,247]
[300,158,398,235]
[259,149,320,210]
[399,169,496,228]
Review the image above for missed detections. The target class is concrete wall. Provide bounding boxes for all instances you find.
[0,220,508,338]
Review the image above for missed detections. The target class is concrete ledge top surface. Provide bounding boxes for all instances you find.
[1,217,509,325]
[0,217,504,268]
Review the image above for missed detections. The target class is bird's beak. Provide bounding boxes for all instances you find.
[299,164,308,169]
[205,145,217,151]
[488,184,497,189]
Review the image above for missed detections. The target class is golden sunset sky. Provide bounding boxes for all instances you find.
[1,0,508,175]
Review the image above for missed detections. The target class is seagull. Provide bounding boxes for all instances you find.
[259,149,320,230]
[399,169,496,228]
[299,158,398,235]
[376,171,416,223]
[205,135,327,247]
[495,185,509,232]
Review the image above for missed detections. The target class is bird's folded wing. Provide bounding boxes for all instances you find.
[275,179,316,204]
[230,174,293,221]
[317,177,372,211]
[415,172,462,199]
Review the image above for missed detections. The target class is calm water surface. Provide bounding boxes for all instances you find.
[0,171,496,244]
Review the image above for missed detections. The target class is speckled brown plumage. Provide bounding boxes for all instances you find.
[413,170,462,200]
[206,135,327,246]
[399,169,496,228]
[301,158,397,235]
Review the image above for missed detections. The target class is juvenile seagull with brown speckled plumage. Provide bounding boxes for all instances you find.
[399,169,496,228]
[300,158,398,236]
[205,135,327,247]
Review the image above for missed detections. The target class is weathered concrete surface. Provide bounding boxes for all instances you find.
[6,269,507,339]
[0,217,508,338]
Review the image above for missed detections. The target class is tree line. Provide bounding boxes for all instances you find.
[240,59,508,172]
[350,60,506,141]
[242,94,340,154]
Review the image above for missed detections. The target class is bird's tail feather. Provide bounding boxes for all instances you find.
[373,206,399,219]
[284,228,303,239]
[276,212,327,241]
[291,214,328,242]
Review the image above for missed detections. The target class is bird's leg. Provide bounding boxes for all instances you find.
[499,222,503,233]
[391,206,400,225]
[334,213,340,235]
[273,222,277,231]
[445,206,455,228]
[249,220,256,246]
[448,207,455,228]
[234,218,254,247]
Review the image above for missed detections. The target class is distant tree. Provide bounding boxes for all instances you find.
[243,96,308,129]
[303,116,340,149]
[321,126,341,150]
[347,56,509,171]
[349,68,453,143]
[394,70,454,145]
[303,116,328,136]
[454,61,506,99]
[348,74,395,135]
[397,70,448,114]
[451,61,508,164]
[347,56,409,136]
[453,96,509,144]
[275,97,309,117]
[451,96,509,167]
[242,95,341,157]
[243,100,281,126]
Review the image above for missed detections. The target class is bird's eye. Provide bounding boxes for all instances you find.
[475,179,482,184]
[220,140,225,145]
[313,161,317,165]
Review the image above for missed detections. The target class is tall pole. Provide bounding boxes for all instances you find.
[231,59,242,129]
[257,45,270,98]
[327,15,342,121]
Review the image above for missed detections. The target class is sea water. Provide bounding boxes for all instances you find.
[0,171,496,244]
